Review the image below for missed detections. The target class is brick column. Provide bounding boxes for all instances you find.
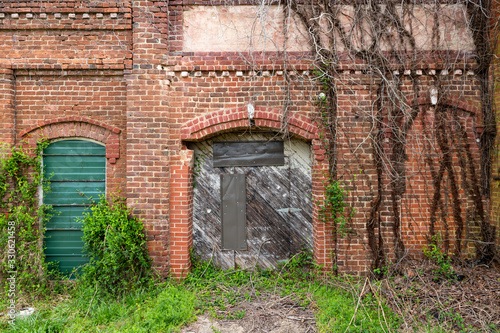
[169,150,194,278]
[0,68,15,145]
[492,2,500,246]
[126,0,171,276]
[333,81,376,275]
[312,162,335,271]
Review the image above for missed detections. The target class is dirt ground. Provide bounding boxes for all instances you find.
[181,293,316,333]
[181,260,500,333]
[381,260,500,331]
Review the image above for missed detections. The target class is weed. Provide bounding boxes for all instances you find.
[0,252,402,333]
[423,235,454,279]
[3,284,197,333]
[192,153,205,188]
[318,177,355,237]
[315,282,400,332]
[373,266,388,277]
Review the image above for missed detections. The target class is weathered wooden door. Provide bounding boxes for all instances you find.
[190,132,312,269]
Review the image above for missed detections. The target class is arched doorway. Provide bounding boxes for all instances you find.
[189,132,313,269]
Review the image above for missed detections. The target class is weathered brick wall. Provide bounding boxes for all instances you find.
[492,1,500,249]
[329,69,484,272]
[0,0,496,277]
[0,0,133,263]
[125,0,171,274]
[0,68,14,146]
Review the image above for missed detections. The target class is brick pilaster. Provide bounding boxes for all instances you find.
[169,150,194,278]
[0,68,15,146]
[492,2,500,247]
[126,0,171,276]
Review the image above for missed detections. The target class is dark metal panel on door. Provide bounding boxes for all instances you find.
[221,174,247,250]
[213,141,284,167]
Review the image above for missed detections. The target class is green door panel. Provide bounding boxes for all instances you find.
[44,230,85,255]
[44,182,105,205]
[45,206,86,229]
[43,140,105,275]
[44,156,106,181]
[47,256,90,276]
[43,140,107,156]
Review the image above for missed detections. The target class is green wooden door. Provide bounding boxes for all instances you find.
[43,140,106,275]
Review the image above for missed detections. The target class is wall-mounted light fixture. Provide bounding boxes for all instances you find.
[429,87,438,105]
[475,125,484,143]
[247,102,255,119]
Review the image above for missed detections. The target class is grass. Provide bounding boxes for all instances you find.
[314,283,399,332]
[0,251,402,333]
[2,283,197,333]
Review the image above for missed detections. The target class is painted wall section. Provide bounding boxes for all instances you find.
[183,5,473,53]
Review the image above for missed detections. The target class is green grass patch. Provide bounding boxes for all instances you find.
[0,252,402,332]
[314,282,400,332]
[2,284,197,333]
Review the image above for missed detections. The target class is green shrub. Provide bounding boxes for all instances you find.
[80,196,152,296]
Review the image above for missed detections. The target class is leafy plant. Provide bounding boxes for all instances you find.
[423,235,454,279]
[79,196,152,296]
[0,141,53,301]
[192,152,205,188]
[319,178,354,236]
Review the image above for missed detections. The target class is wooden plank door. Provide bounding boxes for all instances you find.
[191,133,312,269]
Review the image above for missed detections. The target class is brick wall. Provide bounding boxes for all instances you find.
[492,1,500,248]
[0,0,496,278]
[0,68,14,146]
[125,0,171,275]
[0,1,133,267]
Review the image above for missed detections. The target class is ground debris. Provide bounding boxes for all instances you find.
[181,293,316,333]
[381,259,500,332]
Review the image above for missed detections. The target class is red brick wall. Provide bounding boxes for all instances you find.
[0,68,14,145]
[492,1,500,249]
[0,1,132,267]
[124,0,171,275]
[0,0,496,278]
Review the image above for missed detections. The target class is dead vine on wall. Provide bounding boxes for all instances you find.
[282,0,498,271]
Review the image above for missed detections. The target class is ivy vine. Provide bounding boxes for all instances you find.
[0,140,52,301]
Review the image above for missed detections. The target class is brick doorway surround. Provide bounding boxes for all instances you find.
[170,107,332,277]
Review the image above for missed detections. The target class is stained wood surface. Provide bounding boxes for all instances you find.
[190,132,312,269]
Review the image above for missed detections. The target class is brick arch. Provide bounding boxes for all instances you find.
[171,107,329,278]
[20,117,121,164]
[413,95,481,115]
[181,107,320,142]
[408,97,483,139]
